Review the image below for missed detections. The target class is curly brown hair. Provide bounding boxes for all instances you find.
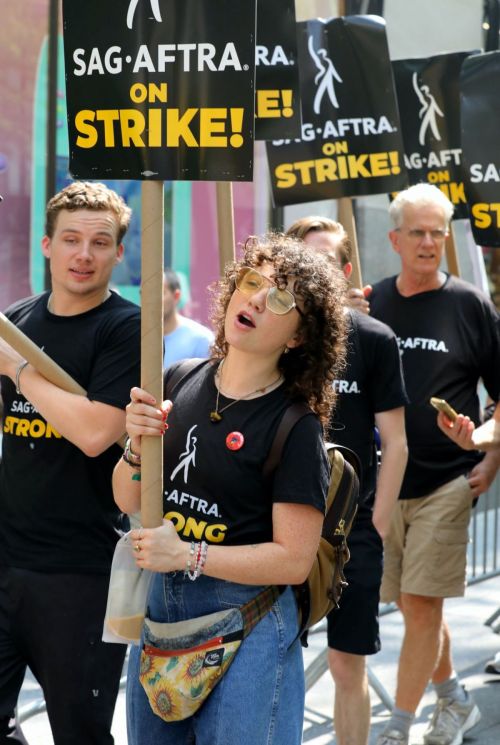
[45,182,132,242]
[209,233,348,425]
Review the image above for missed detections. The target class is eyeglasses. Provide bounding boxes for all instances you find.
[396,228,447,242]
[235,266,304,316]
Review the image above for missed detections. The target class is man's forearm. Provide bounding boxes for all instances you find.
[472,418,500,451]
[372,435,408,539]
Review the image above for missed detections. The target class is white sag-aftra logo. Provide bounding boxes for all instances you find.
[412,72,443,146]
[308,35,343,114]
[127,0,163,29]
[170,425,198,484]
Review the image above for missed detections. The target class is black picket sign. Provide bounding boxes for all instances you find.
[392,52,475,221]
[266,15,407,206]
[255,0,302,141]
[461,51,500,247]
[62,0,256,182]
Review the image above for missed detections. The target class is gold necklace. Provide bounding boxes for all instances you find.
[209,362,283,423]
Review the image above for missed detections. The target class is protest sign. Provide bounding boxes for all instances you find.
[62,0,256,181]
[461,51,500,247]
[392,52,474,220]
[266,15,406,206]
[255,0,301,141]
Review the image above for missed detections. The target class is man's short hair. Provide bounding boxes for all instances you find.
[286,216,351,267]
[163,268,181,293]
[45,182,132,243]
[389,183,454,228]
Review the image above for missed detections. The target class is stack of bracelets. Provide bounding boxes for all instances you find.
[185,540,208,581]
[122,439,208,576]
[122,437,141,470]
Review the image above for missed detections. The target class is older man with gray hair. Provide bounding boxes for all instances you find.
[370,184,500,745]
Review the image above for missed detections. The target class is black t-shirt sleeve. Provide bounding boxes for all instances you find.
[272,413,329,514]
[86,310,141,409]
[475,300,500,402]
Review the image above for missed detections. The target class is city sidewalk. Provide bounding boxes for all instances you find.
[18,574,500,744]
[303,573,500,745]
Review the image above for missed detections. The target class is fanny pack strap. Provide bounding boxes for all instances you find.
[240,586,284,639]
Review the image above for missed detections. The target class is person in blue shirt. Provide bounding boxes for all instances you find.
[163,269,214,367]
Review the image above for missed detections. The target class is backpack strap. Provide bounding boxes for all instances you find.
[263,402,313,481]
[322,444,361,545]
[164,358,210,398]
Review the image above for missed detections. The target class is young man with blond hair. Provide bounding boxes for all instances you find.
[0,182,140,744]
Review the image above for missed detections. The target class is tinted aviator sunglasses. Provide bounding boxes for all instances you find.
[235,267,304,316]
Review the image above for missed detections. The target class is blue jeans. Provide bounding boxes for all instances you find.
[127,573,304,745]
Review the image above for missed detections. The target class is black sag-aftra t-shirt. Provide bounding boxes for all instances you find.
[0,291,141,573]
[328,309,408,512]
[370,274,500,499]
[162,361,329,546]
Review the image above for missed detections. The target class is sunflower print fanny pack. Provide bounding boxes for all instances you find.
[139,585,281,722]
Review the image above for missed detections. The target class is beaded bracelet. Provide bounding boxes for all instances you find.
[184,540,196,578]
[197,541,208,576]
[186,540,208,581]
[122,437,142,470]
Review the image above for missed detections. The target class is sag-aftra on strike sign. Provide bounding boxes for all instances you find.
[62,0,256,181]
[266,16,407,206]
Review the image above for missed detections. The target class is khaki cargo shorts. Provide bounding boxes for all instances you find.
[381,475,473,602]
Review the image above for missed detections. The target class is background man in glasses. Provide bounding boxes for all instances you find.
[369,183,500,745]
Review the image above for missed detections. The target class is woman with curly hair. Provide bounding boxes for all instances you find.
[112,232,347,745]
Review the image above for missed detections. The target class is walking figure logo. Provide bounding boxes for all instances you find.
[412,73,444,146]
[127,0,163,29]
[308,35,343,114]
[170,425,198,484]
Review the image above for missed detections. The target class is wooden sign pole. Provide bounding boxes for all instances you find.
[140,181,165,529]
[445,223,461,277]
[338,197,363,289]
[0,313,86,395]
[216,182,236,273]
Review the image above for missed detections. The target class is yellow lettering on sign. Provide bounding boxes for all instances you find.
[75,110,99,148]
[428,170,450,183]
[199,108,228,147]
[436,182,466,204]
[275,151,401,189]
[256,89,294,119]
[129,82,168,103]
[74,106,246,149]
[471,203,500,229]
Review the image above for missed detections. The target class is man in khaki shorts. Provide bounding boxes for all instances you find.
[368,184,500,745]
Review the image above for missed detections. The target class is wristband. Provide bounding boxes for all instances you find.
[122,437,142,469]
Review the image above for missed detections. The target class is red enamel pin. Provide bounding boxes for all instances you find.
[226,432,244,451]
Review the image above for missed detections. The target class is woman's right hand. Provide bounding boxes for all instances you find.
[125,387,172,453]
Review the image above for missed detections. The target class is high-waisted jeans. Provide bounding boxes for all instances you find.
[127,572,304,745]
